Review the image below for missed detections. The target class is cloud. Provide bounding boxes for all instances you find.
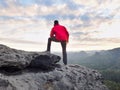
[0,0,120,51]
[0,37,44,45]
[0,0,8,8]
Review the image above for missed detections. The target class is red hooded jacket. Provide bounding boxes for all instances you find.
[50,24,69,42]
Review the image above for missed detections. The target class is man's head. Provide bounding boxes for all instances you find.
[54,20,59,26]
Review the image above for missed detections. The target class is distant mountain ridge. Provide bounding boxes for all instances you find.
[68,47,120,70]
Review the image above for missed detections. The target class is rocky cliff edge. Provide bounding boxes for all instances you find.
[0,44,109,90]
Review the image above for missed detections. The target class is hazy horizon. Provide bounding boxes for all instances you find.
[0,0,120,52]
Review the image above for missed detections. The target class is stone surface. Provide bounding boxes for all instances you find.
[0,44,60,70]
[0,44,109,90]
[0,65,109,90]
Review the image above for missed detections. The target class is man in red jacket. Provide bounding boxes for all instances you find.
[47,20,69,65]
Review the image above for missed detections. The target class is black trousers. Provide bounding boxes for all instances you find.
[47,37,67,65]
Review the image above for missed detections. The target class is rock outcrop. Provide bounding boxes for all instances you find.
[0,44,109,90]
[0,44,60,71]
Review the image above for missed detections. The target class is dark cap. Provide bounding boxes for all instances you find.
[54,20,59,25]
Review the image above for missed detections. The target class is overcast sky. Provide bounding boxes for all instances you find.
[0,0,120,51]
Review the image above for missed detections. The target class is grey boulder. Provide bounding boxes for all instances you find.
[0,44,60,70]
[0,44,109,90]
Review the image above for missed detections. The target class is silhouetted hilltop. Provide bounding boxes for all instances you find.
[68,47,120,70]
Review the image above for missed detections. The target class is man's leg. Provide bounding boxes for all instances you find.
[47,38,51,51]
[61,42,67,65]
[47,37,59,52]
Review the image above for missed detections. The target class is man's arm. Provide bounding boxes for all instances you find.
[64,27,69,42]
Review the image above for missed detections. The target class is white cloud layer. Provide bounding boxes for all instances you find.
[0,0,120,51]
